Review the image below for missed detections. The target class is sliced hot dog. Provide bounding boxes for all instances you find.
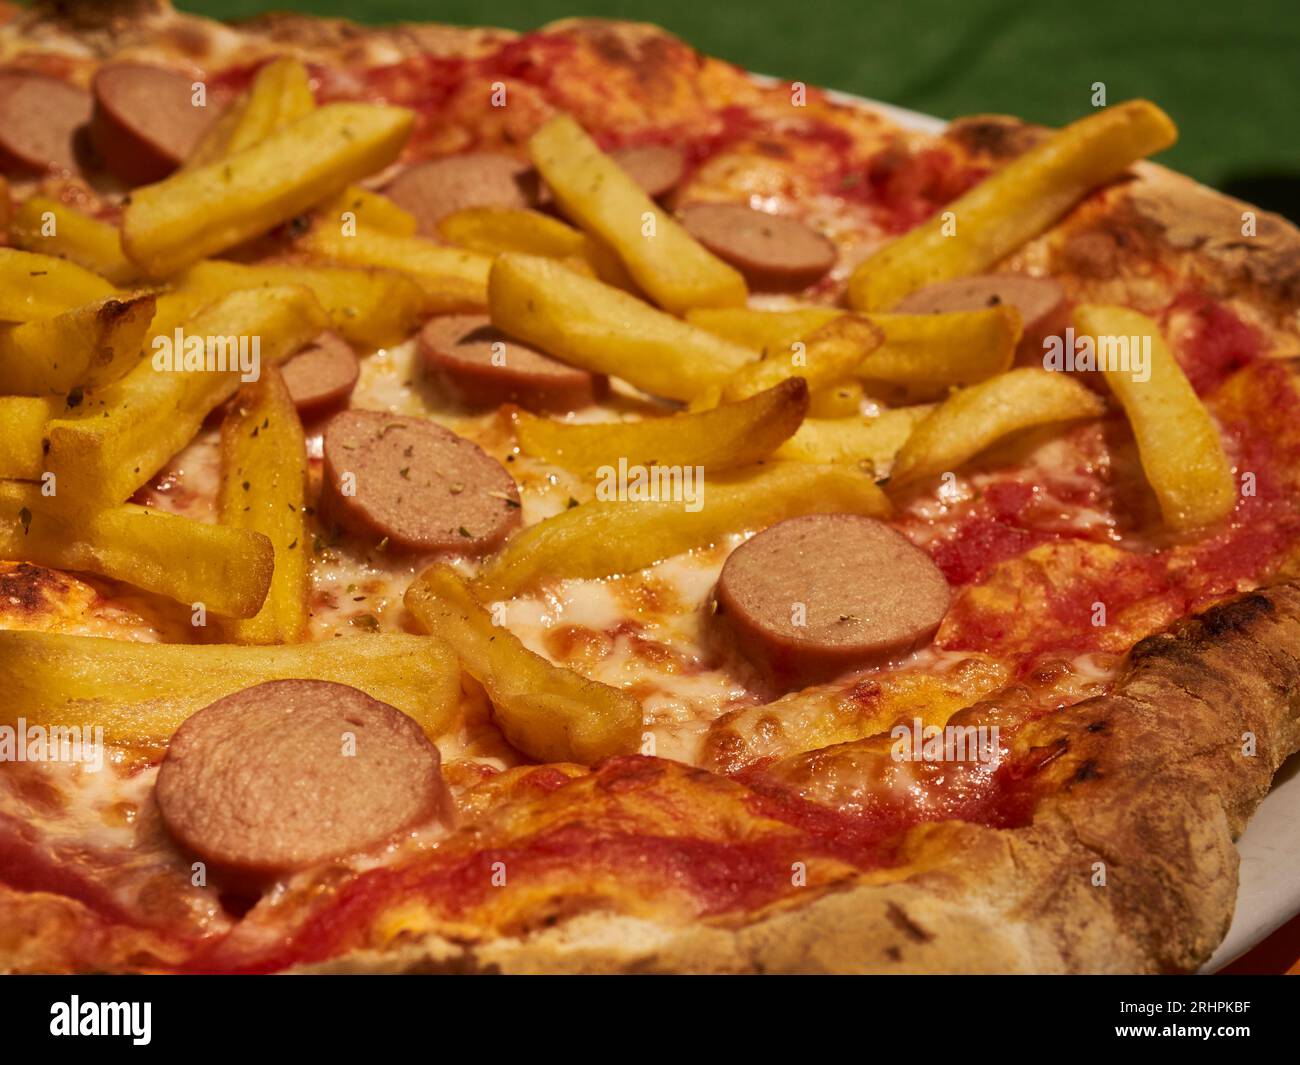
[714,514,950,690]
[419,313,607,412]
[91,62,218,185]
[679,202,836,292]
[609,144,684,201]
[382,153,531,237]
[156,679,450,878]
[0,69,91,175]
[892,274,1068,360]
[321,409,521,554]
[280,331,359,419]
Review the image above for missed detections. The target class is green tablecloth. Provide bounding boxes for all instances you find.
[182,1,1300,219]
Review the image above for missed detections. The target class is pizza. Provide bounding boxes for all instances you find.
[0,0,1298,976]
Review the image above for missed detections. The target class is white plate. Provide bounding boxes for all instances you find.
[789,78,1300,972]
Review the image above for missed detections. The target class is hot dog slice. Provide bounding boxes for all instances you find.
[280,331,359,419]
[714,514,950,689]
[893,274,1068,358]
[678,202,836,291]
[156,679,450,878]
[382,153,531,236]
[609,144,684,201]
[91,63,217,185]
[419,313,606,412]
[321,409,521,553]
[0,69,91,175]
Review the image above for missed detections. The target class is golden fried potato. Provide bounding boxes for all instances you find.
[406,565,641,764]
[0,630,460,746]
[218,368,308,643]
[848,101,1177,311]
[776,406,934,476]
[474,462,892,598]
[1074,304,1234,531]
[11,197,138,286]
[890,368,1106,488]
[515,378,808,475]
[0,248,116,321]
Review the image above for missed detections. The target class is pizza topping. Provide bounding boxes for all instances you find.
[0,69,90,175]
[156,679,451,878]
[279,331,359,419]
[678,202,837,292]
[90,63,220,185]
[320,410,521,554]
[382,153,532,237]
[713,514,951,690]
[893,274,1068,360]
[419,313,607,412]
[609,144,685,200]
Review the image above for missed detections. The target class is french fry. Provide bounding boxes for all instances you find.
[0,396,57,478]
[406,565,640,764]
[686,306,842,355]
[488,253,755,401]
[0,631,461,746]
[45,285,328,507]
[515,378,809,475]
[890,368,1106,488]
[121,102,414,278]
[319,185,417,237]
[687,304,1020,398]
[474,462,892,598]
[176,259,427,349]
[704,315,884,408]
[0,248,116,321]
[218,368,308,643]
[11,197,138,286]
[185,56,316,168]
[440,206,585,259]
[0,481,272,617]
[808,381,866,418]
[848,100,1177,311]
[776,406,934,474]
[1074,304,1235,531]
[529,114,747,313]
[0,294,156,394]
[296,224,491,313]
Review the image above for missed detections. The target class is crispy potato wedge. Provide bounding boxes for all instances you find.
[406,565,641,764]
[218,368,308,643]
[515,378,809,475]
[890,367,1106,488]
[701,315,884,409]
[489,253,755,401]
[45,285,327,507]
[11,197,138,286]
[0,294,156,395]
[122,103,414,278]
[177,259,426,349]
[185,56,316,168]
[848,101,1177,311]
[474,462,892,598]
[529,114,747,313]
[0,481,272,617]
[1074,304,1234,531]
[0,631,460,746]
[777,406,934,475]
[0,248,117,321]
[0,396,57,478]
[296,224,490,313]
[319,185,417,237]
